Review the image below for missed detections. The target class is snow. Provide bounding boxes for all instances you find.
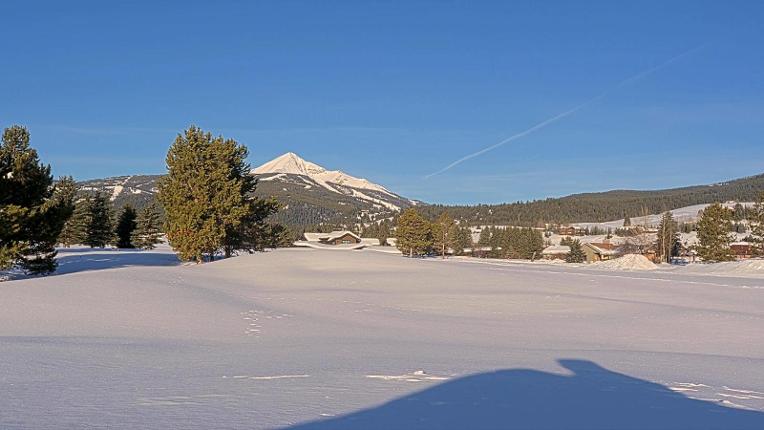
[590,254,658,271]
[572,202,754,230]
[667,259,764,278]
[252,152,396,197]
[1,247,764,429]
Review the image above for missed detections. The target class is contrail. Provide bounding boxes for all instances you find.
[425,46,703,179]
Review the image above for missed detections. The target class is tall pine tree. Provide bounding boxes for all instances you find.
[566,239,586,263]
[696,203,734,262]
[0,126,74,274]
[115,205,138,248]
[750,192,764,256]
[59,198,90,247]
[655,211,679,263]
[158,126,279,262]
[431,212,456,258]
[395,208,432,257]
[84,192,114,248]
[131,203,162,250]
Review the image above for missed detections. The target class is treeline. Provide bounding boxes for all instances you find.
[0,124,289,275]
[59,194,163,250]
[419,174,764,226]
[394,208,544,259]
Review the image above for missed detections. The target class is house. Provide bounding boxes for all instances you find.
[557,226,576,236]
[730,242,753,260]
[541,245,570,260]
[582,242,619,263]
[302,231,362,246]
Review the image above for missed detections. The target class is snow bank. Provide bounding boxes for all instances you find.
[676,259,764,278]
[591,254,657,271]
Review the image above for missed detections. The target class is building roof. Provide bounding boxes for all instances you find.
[542,245,570,255]
[584,242,619,255]
[302,231,361,242]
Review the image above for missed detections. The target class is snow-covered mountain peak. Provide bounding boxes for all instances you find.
[253,152,393,195]
[253,152,327,176]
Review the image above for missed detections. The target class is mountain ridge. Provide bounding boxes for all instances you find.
[73,154,763,227]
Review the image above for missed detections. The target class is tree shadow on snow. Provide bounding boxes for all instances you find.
[53,249,180,275]
[287,359,764,430]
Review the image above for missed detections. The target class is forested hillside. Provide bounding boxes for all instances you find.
[418,173,764,226]
[76,171,764,229]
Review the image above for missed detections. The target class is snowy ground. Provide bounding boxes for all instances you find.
[2,247,764,429]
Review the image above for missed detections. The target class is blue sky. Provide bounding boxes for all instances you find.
[2,1,763,204]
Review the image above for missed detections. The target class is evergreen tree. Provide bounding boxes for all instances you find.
[732,203,745,222]
[655,211,679,263]
[478,228,491,247]
[750,192,764,256]
[115,205,138,248]
[60,198,89,247]
[84,192,114,248]
[696,203,734,262]
[0,126,74,274]
[623,215,632,227]
[566,239,586,263]
[131,203,162,250]
[452,226,472,256]
[431,212,456,258]
[261,223,293,248]
[377,220,390,246]
[158,126,280,262]
[395,208,432,257]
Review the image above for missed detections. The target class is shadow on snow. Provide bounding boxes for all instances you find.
[287,359,764,430]
[52,248,180,275]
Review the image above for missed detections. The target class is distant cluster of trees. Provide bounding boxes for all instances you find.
[395,209,472,258]
[394,209,545,260]
[59,194,163,251]
[476,226,545,260]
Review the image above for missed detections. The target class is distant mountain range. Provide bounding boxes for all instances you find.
[76,152,415,227]
[76,153,763,227]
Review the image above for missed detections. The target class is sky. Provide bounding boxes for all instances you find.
[1,0,763,204]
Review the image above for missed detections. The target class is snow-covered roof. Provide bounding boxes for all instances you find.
[584,242,619,255]
[302,231,361,242]
[542,245,570,255]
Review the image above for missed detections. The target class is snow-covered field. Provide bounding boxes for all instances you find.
[2,247,764,429]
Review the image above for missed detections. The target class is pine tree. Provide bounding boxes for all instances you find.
[115,205,138,248]
[158,126,280,262]
[655,211,679,263]
[84,192,114,248]
[733,203,745,222]
[0,126,74,274]
[452,226,471,256]
[377,220,390,246]
[131,203,162,250]
[566,239,586,263]
[431,212,455,258]
[59,198,89,247]
[750,192,764,256]
[395,208,432,257]
[623,215,632,227]
[696,203,734,262]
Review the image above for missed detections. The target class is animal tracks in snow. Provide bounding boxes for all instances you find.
[240,309,292,337]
